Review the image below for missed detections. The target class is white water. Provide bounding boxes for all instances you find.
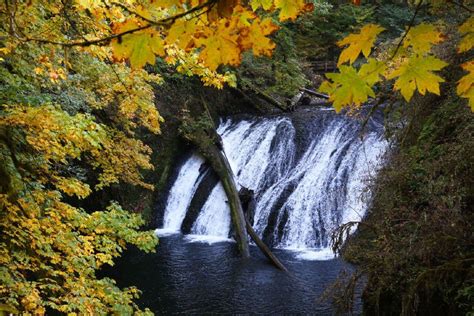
[157,155,205,234]
[190,118,295,238]
[158,110,388,260]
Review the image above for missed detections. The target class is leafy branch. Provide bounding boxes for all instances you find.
[16,0,220,47]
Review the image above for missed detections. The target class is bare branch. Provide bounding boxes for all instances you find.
[390,1,423,60]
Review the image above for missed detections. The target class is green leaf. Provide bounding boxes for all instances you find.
[458,17,474,53]
[320,64,380,112]
[403,23,444,55]
[457,61,474,111]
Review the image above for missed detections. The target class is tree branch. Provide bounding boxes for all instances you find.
[390,1,423,60]
[21,0,219,47]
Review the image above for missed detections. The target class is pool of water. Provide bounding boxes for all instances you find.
[105,235,363,314]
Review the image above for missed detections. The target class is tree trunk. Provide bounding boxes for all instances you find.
[189,139,250,257]
[245,218,288,272]
[209,146,251,257]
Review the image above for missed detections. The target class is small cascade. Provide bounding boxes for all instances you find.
[191,183,231,237]
[158,108,388,259]
[189,117,295,239]
[157,155,205,235]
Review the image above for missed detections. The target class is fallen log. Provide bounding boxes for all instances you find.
[179,108,250,258]
[242,83,288,112]
[245,218,288,272]
[299,88,330,99]
[239,187,287,271]
[180,102,288,264]
[213,146,251,258]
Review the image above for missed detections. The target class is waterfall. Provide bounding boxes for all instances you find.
[156,155,206,236]
[157,108,388,259]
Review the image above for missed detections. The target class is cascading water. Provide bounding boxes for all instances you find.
[159,155,205,235]
[157,107,388,259]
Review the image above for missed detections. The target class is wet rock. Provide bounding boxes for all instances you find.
[239,187,256,226]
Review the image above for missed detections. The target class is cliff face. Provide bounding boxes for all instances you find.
[341,92,474,314]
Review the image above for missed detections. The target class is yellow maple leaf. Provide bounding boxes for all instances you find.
[75,0,102,9]
[458,16,474,53]
[165,19,198,50]
[387,55,447,101]
[249,0,274,11]
[319,64,380,112]
[233,4,257,27]
[403,23,444,55]
[111,20,165,69]
[149,0,183,8]
[240,17,279,56]
[274,0,313,22]
[457,60,474,111]
[53,176,91,199]
[196,19,241,70]
[337,24,385,66]
[359,58,387,85]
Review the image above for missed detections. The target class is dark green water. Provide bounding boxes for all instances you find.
[106,235,363,314]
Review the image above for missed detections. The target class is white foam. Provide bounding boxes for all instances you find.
[160,114,388,261]
[161,155,205,231]
[290,247,336,261]
[184,234,235,245]
[191,183,231,237]
[154,228,180,237]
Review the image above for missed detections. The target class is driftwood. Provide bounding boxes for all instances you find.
[245,218,288,272]
[213,147,251,258]
[185,138,251,258]
[299,88,330,99]
[288,91,305,111]
[211,144,289,269]
[239,187,288,271]
[237,85,329,112]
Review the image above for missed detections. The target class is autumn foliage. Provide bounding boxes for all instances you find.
[320,18,474,111]
[0,0,473,314]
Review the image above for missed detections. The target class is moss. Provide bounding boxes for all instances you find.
[237,21,310,102]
